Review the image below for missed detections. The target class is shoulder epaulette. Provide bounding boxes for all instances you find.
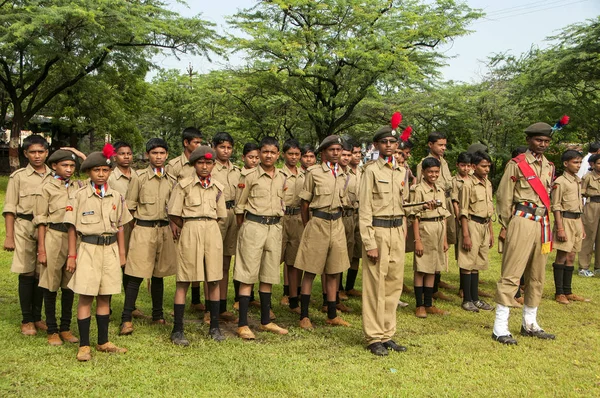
[9,168,26,178]
[240,167,257,177]
[179,176,195,189]
[212,179,225,191]
[307,164,320,172]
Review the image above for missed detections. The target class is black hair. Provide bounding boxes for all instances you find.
[350,140,361,150]
[561,149,583,163]
[182,127,203,146]
[212,132,234,147]
[283,138,301,153]
[422,157,441,170]
[146,138,168,153]
[470,151,491,165]
[427,131,446,144]
[456,152,471,164]
[301,144,315,156]
[589,142,600,153]
[511,146,528,158]
[23,135,49,151]
[243,142,260,156]
[113,141,132,152]
[399,140,414,150]
[589,154,600,165]
[259,136,280,151]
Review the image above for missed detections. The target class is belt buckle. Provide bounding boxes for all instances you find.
[264,216,272,224]
[534,207,546,217]
[102,235,111,245]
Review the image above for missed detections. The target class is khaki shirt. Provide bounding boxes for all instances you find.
[416,155,452,192]
[64,184,133,235]
[299,163,347,211]
[410,181,451,219]
[166,153,194,181]
[348,166,362,208]
[235,165,285,217]
[358,157,406,251]
[451,175,468,204]
[33,178,84,226]
[343,168,359,209]
[212,160,242,202]
[279,164,305,208]
[581,170,600,198]
[551,173,583,213]
[168,176,227,220]
[107,167,137,198]
[459,175,494,219]
[126,167,177,221]
[496,150,554,228]
[3,164,52,215]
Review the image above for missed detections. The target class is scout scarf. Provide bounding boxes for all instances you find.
[54,174,70,188]
[199,175,211,188]
[326,162,339,177]
[153,167,164,178]
[384,156,396,169]
[91,181,108,198]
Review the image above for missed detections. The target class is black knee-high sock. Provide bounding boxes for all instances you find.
[209,300,220,329]
[78,316,91,347]
[96,314,110,345]
[424,287,434,307]
[345,269,358,291]
[459,268,466,292]
[219,299,228,314]
[60,288,75,332]
[563,266,574,295]
[327,301,337,320]
[471,272,480,302]
[433,273,441,294]
[553,263,565,295]
[336,291,340,304]
[300,294,311,319]
[238,296,250,327]
[283,285,290,296]
[233,280,241,302]
[259,292,272,325]
[322,292,327,307]
[18,274,35,323]
[32,279,44,322]
[414,286,424,307]
[250,287,256,302]
[460,273,472,302]
[150,276,164,321]
[43,289,58,334]
[289,296,299,309]
[338,275,344,291]
[122,270,129,292]
[172,304,185,334]
[121,276,143,323]
[191,285,201,305]
[297,286,301,297]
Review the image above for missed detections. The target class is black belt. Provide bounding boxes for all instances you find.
[135,219,169,227]
[225,200,235,209]
[246,213,281,225]
[312,209,342,221]
[420,217,444,222]
[285,207,301,216]
[515,203,547,217]
[16,213,34,221]
[183,217,215,222]
[48,223,68,233]
[80,234,117,246]
[562,211,581,219]
[342,208,356,217]
[588,196,600,203]
[372,217,403,228]
[469,215,491,224]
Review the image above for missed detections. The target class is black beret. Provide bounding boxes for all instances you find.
[47,149,77,165]
[80,151,113,171]
[189,145,217,164]
[525,122,553,138]
[373,126,399,142]
[467,143,488,154]
[316,135,344,153]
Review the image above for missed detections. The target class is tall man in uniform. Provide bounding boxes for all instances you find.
[493,122,556,345]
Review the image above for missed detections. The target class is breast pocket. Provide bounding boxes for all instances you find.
[138,193,157,217]
[251,188,269,198]
[19,189,38,212]
[81,212,101,225]
[184,195,202,207]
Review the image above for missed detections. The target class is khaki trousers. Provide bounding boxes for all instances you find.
[579,202,600,270]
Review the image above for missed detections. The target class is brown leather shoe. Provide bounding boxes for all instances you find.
[299,317,314,330]
[326,316,350,327]
[236,325,256,340]
[514,296,524,306]
[59,331,79,343]
[425,306,450,316]
[438,280,457,290]
[131,308,148,319]
[203,312,210,324]
[346,289,362,297]
[403,284,413,294]
[77,346,92,362]
[269,309,276,321]
[478,289,493,298]
[432,291,452,302]
[34,320,48,331]
[47,333,63,346]
[233,301,240,311]
[152,319,167,325]
[336,303,353,313]
[566,293,591,302]
[339,291,349,301]
[280,295,289,306]
[190,303,206,312]
[415,306,427,318]
[119,321,134,336]
[20,322,37,336]
[96,341,127,354]
[458,289,464,298]
[219,311,238,323]
[259,322,289,335]
[555,294,570,304]
[289,306,301,315]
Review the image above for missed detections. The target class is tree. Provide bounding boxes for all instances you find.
[0,0,219,170]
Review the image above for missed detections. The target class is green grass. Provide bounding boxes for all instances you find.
[1,175,600,397]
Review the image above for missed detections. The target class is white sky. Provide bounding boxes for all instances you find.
[153,0,600,83]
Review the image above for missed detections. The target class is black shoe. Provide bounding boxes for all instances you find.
[367,342,389,356]
[520,326,555,340]
[474,300,494,311]
[209,327,226,342]
[492,333,517,345]
[383,340,407,352]
[170,331,190,346]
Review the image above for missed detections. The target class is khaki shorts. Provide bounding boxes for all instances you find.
[413,220,446,274]
[352,212,362,259]
[457,219,490,271]
[553,217,583,253]
[10,217,38,274]
[126,224,177,278]
[39,228,72,291]
[218,208,238,256]
[67,242,122,296]
[294,217,350,275]
[342,213,355,263]
[177,219,223,282]
[281,214,304,265]
[234,220,282,285]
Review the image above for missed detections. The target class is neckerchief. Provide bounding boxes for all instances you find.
[384,156,396,169]
[199,175,211,188]
[153,167,164,178]
[91,182,107,198]
[326,162,339,177]
[54,174,70,188]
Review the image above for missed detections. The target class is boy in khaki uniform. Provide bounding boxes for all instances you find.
[3,135,51,335]
[359,125,409,356]
[457,151,495,313]
[346,141,363,298]
[65,146,133,361]
[168,146,228,345]
[578,154,600,276]
[234,137,288,339]
[34,149,83,345]
[552,150,589,304]
[295,135,351,330]
[119,139,177,335]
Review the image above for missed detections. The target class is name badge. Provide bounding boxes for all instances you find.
[82,211,95,216]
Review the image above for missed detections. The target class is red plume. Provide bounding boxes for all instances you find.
[102,143,116,159]
[205,153,213,160]
[559,115,569,126]
[391,112,402,130]
[400,126,412,142]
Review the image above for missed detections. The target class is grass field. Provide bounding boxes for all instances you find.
[1,175,599,397]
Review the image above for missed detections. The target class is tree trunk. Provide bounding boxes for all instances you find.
[9,107,24,172]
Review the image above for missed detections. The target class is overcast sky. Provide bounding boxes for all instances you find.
[153,0,599,83]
